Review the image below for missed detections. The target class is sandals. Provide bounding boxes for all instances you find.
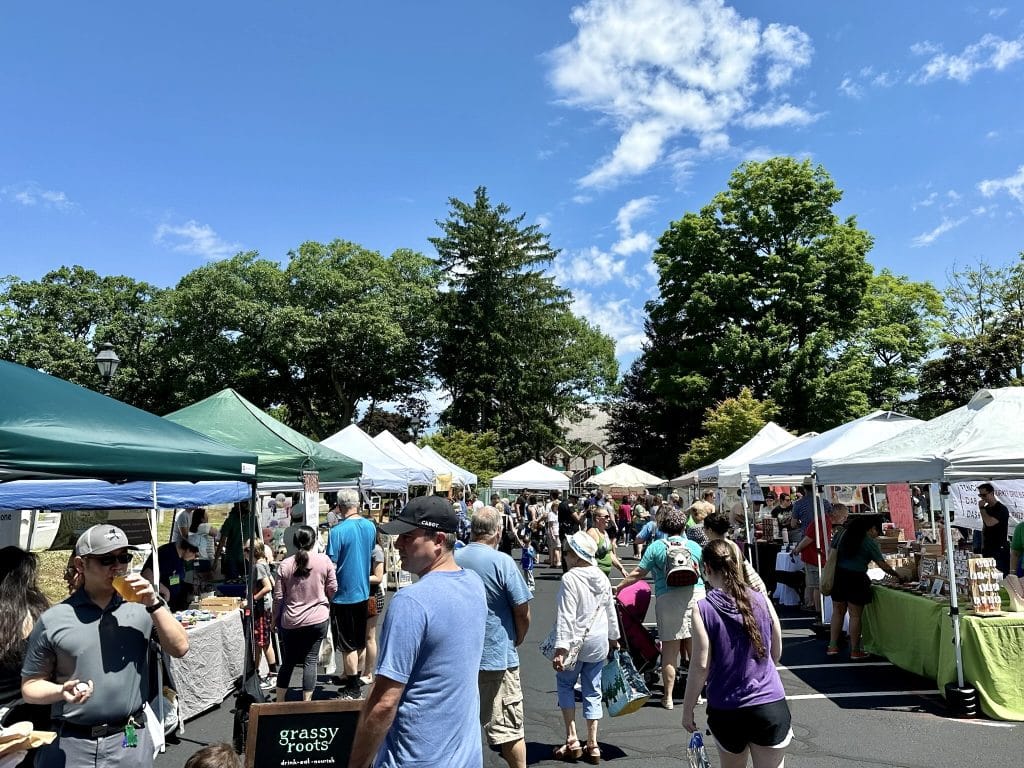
[584,743,601,764]
[553,739,584,762]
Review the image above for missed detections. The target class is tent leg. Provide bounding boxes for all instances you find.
[940,485,965,689]
[150,484,166,751]
[811,478,826,624]
[740,487,756,573]
[26,510,37,552]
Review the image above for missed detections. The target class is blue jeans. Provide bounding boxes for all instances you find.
[556,659,604,720]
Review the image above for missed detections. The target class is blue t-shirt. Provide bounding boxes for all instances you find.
[639,535,703,596]
[325,515,377,604]
[375,569,486,768]
[637,520,667,544]
[455,543,532,670]
[521,545,536,571]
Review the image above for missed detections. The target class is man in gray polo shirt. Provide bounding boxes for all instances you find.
[22,525,189,768]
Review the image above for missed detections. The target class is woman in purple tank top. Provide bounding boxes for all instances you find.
[681,540,792,768]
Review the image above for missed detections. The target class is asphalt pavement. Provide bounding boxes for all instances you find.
[156,547,1020,767]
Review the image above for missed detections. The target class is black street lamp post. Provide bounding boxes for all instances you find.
[94,342,120,393]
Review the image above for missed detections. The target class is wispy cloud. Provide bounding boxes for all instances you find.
[911,216,967,247]
[989,7,1008,19]
[547,0,815,188]
[978,164,1024,205]
[536,214,552,230]
[838,77,863,99]
[612,196,657,256]
[913,189,961,210]
[910,33,1024,83]
[553,246,628,286]
[1,182,76,211]
[154,220,241,259]
[571,289,647,357]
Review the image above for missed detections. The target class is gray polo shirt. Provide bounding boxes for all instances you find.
[22,589,153,726]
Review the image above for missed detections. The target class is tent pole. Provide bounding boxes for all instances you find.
[811,476,826,624]
[939,483,965,689]
[150,482,166,749]
[26,510,37,552]
[740,485,756,573]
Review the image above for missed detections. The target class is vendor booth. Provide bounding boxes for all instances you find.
[491,459,571,492]
[419,445,477,487]
[815,388,1024,721]
[584,462,665,491]
[321,424,420,490]
[367,429,437,488]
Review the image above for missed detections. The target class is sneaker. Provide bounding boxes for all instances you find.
[850,650,870,661]
[259,676,276,690]
[339,684,363,700]
[826,645,839,656]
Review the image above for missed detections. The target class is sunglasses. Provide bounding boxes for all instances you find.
[88,553,132,566]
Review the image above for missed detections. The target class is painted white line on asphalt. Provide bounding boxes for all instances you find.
[787,690,940,701]
[778,662,892,670]
[945,719,1018,728]
[779,617,814,622]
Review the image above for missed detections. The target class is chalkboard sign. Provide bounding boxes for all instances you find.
[245,699,363,768]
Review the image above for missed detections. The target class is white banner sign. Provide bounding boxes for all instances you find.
[948,481,1024,533]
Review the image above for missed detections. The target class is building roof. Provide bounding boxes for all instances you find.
[562,408,611,448]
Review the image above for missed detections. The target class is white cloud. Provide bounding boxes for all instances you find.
[611,196,658,256]
[978,164,1024,205]
[739,103,820,129]
[1,182,76,211]
[548,0,814,188]
[536,214,552,230]
[571,290,648,357]
[990,7,1008,19]
[154,220,241,259]
[910,33,1024,83]
[838,77,863,99]
[910,216,967,247]
[572,194,593,205]
[913,191,938,209]
[553,246,628,286]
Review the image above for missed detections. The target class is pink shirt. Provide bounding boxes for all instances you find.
[273,552,337,629]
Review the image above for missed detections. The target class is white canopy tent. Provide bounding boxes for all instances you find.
[402,442,463,487]
[319,423,415,489]
[813,389,1024,693]
[749,411,921,485]
[699,422,797,487]
[373,430,442,487]
[670,463,715,487]
[585,463,665,489]
[420,445,477,486]
[491,459,571,491]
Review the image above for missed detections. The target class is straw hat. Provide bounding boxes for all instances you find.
[567,531,598,566]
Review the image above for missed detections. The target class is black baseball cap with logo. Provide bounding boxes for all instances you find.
[380,496,459,535]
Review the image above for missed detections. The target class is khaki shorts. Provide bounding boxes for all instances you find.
[655,586,693,640]
[684,585,706,639]
[804,563,821,589]
[478,667,524,745]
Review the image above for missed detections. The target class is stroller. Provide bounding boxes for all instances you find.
[615,580,660,686]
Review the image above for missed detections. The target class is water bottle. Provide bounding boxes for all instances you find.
[687,732,712,768]
[782,527,790,547]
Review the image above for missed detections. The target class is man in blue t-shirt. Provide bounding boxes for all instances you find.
[349,495,487,768]
[325,488,377,699]
[455,506,532,768]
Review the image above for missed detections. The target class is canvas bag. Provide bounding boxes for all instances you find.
[601,649,650,716]
[820,530,846,597]
[539,602,603,669]
[665,537,699,587]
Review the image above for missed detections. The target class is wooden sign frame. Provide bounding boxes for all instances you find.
[245,698,363,768]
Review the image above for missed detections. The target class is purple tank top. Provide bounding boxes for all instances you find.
[698,588,785,709]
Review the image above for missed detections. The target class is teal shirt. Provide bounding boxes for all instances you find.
[837,534,885,573]
[639,535,703,596]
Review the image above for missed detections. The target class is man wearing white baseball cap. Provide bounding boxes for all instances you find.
[21,524,189,768]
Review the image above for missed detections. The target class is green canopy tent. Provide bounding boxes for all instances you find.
[0,360,258,483]
[164,389,362,484]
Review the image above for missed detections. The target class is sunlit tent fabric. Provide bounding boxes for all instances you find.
[815,389,1024,485]
[322,425,423,488]
[670,463,716,487]
[586,463,665,489]
[0,479,251,510]
[316,425,407,492]
[165,389,361,483]
[698,422,797,487]
[0,360,258,483]
[491,460,571,491]
[403,442,463,487]
[420,445,478,486]
[372,430,437,486]
[750,411,921,484]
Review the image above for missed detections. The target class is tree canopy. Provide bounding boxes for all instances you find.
[679,388,780,472]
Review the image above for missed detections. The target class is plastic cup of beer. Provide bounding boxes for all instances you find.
[113,574,144,603]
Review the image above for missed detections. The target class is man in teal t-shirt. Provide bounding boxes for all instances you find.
[1011,520,1024,577]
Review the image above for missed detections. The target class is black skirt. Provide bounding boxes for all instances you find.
[830,566,873,606]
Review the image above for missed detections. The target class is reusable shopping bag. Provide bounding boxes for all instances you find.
[601,649,650,716]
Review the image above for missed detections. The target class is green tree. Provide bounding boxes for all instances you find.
[430,187,617,463]
[359,397,431,444]
[641,157,873,442]
[679,388,780,471]
[0,266,167,409]
[419,428,502,485]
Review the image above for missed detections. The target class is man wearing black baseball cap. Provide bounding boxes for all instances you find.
[349,496,487,768]
[22,525,188,768]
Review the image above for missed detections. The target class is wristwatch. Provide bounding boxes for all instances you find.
[146,596,168,614]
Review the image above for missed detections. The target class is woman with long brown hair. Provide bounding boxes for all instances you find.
[681,540,791,768]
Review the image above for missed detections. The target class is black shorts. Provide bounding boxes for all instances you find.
[830,567,873,606]
[330,601,368,652]
[707,699,792,754]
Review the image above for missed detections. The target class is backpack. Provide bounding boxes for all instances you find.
[664,537,699,587]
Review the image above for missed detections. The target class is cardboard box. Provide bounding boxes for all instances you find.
[876,536,900,554]
[199,596,242,614]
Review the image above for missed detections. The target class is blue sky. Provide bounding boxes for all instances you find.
[3,1,1024,379]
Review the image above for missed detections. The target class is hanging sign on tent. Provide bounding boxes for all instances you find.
[747,479,764,503]
[49,510,154,550]
[885,484,915,537]
[948,481,1024,533]
[828,486,863,506]
[302,471,320,528]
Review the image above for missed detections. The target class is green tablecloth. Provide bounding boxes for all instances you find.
[862,586,1024,721]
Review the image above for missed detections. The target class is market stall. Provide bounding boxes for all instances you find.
[584,463,665,491]
[491,459,571,491]
[164,607,246,722]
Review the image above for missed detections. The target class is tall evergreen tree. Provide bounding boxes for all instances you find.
[431,186,617,464]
